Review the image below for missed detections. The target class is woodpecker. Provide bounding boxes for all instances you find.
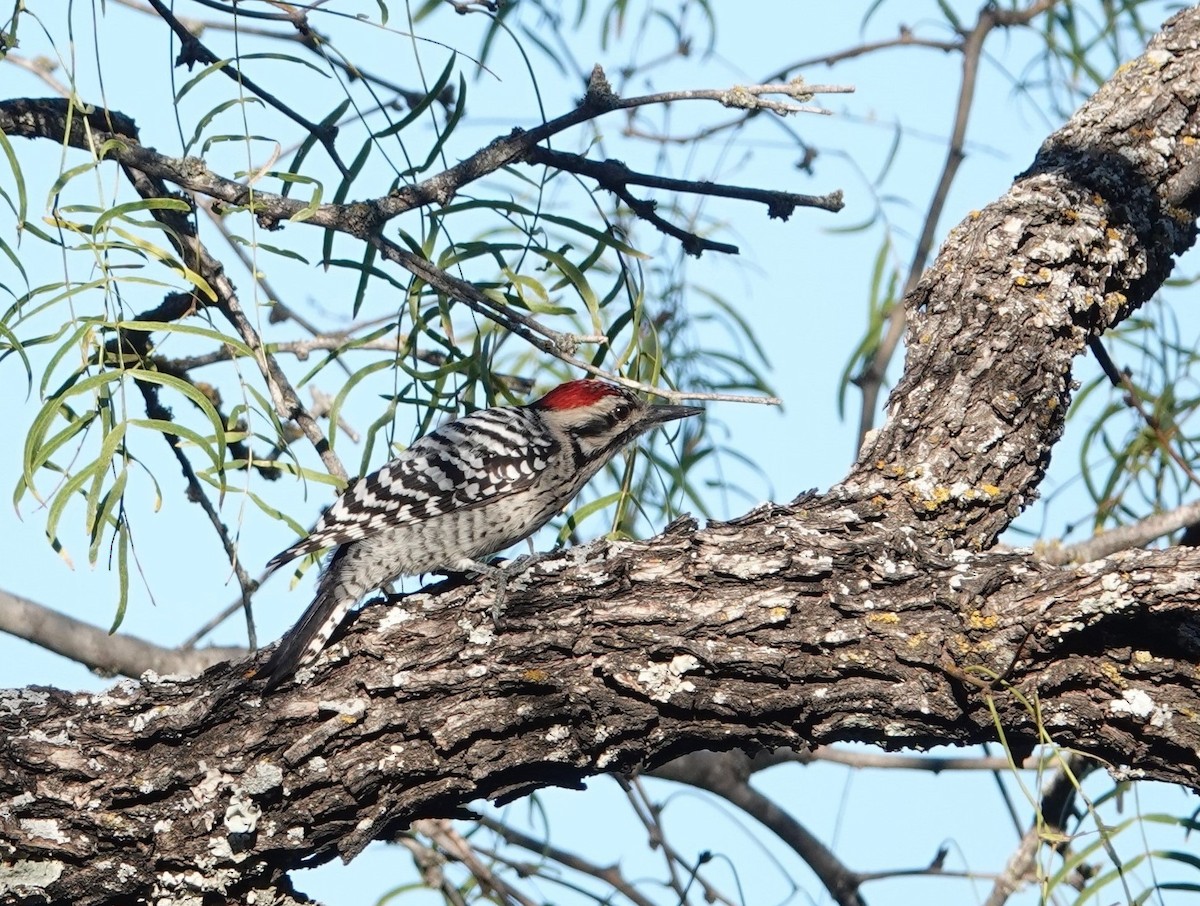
[255,379,701,689]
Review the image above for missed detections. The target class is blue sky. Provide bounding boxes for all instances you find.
[2,2,1197,904]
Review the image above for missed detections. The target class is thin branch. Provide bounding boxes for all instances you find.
[0,67,842,243]
[800,746,1027,772]
[653,752,865,906]
[1087,334,1200,491]
[1046,498,1200,565]
[396,834,470,906]
[371,235,780,405]
[474,814,659,906]
[0,588,243,679]
[3,52,72,97]
[196,198,339,349]
[141,0,349,176]
[111,293,262,647]
[525,145,842,256]
[768,29,961,75]
[617,774,738,906]
[413,818,540,906]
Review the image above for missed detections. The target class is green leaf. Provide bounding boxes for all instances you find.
[111,519,130,633]
[0,128,28,226]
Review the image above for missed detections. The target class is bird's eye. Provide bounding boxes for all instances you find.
[613,403,631,420]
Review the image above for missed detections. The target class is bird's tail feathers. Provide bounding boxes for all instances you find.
[254,548,358,690]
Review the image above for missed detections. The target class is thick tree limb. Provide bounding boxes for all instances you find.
[4,509,1200,904]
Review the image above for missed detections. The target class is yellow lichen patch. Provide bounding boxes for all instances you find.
[1133,650,1153,665]
[867,611,901,625]
[1106,227,1121,241]
[907,632,929,648]
[1100,660,1126,689]
[1184,136,1197,146]
[522,669,551,683]
[980,483,1001,497]
[1063,209,1079,222]
[1014,274,1030,286]
[967,610,999,630]
[768,606,789,623]
[920,486,952,511]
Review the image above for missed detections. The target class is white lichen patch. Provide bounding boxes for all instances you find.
[1157,571,1200,595]
[627,560,686,582]
[18,818,68,844]
[0,858,64,891]
[706,553,791,579]
[459,617,494,645]
[239,762,283,796]
[316,697,367,720]
[792,549,835,576]
[377,606,414,630]
[1109,688,1172,728]
[1027,238,1075,263]
[637,654,701,702]
[222,791,261,837]
[189,763,226,807]
[544,725,570,744]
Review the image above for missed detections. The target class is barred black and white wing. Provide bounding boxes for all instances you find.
[264,406,559,571]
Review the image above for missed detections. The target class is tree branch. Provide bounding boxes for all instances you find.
[0,588,241,679]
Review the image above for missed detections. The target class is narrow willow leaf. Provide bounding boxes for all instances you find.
[110,519,130,633]
[127,369,228,465]
[92,197,193,236]
[373,52,456,140]
[0,129,28,225]
[117,320,255,360]
[89,466,127,567]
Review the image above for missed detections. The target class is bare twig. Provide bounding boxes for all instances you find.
[525,145,841,256]
[475,814,659,906]
[3,52,72,97]
[617,774,738,906]
[111,0,458,113]
[413,818,540,906]
[141,0,349,175]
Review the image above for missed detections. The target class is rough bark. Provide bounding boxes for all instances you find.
[6,7,1200,906]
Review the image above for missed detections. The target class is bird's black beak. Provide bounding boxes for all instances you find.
[643,402,704,426]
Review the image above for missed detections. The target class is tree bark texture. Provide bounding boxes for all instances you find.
[7,7,1200,906]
